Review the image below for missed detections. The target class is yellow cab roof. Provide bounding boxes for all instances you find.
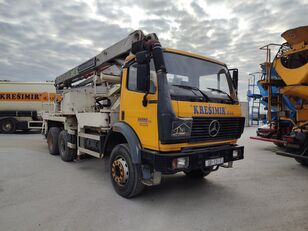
[125,47,226,66]
[164,48,225,66]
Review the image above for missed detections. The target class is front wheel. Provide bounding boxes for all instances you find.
[184,167,213,178]
[110,144,144,198]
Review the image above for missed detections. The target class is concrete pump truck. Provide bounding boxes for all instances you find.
[251,26,308,166]
[43,30,245,197]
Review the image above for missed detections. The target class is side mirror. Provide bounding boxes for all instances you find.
[136,51,150,93]
[229,68,238,91]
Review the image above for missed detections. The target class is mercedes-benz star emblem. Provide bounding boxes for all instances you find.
[209,120,220,137]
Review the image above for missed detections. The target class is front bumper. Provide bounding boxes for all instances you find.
[141,144,244,174]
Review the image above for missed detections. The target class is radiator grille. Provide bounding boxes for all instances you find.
[190,117,245,142]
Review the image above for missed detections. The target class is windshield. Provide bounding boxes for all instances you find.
[163,52,237,103]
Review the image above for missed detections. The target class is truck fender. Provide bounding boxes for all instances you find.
[107,122,142,164]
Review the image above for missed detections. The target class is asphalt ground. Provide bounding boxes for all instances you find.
[0,127,307,231]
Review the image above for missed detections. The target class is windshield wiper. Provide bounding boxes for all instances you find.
[206,88,235,103]
[172,84,209,102]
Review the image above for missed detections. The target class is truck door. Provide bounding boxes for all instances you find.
[120,63,159,150]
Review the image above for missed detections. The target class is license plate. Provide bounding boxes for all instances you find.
[205,157,224,167]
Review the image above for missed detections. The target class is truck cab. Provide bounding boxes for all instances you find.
[122,48,243,150]
[115,46,244,192]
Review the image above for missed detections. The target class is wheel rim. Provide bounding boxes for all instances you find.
[2,121,13,132]
[111,156,129,186]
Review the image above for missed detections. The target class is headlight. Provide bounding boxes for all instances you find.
[172,157,189,169]
[171,118,192,137]
[233,149,239,158]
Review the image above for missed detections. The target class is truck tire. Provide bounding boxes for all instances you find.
[295,158,308,166]
[184,167,212,178]
[274,142,284,148]
[47,127,61,155]
[287,141,308,167]
[110,144,145,198]
[0,118,16,134]
[58,130,76,162]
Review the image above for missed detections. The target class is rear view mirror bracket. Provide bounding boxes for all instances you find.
[136,51,151,106]
[229,68,238,92]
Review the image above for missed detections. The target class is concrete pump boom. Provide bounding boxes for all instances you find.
[55,30,158,90]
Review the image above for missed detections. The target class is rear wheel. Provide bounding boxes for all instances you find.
[110,144,144,198]
[184,167,213,178]
[295,158,308,166]
[289,133,308,167]
[47,127,61,155]
[58,130,76,162]
[274,142,284,148]
[0,118,16,134]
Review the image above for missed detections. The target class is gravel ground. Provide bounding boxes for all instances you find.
[0,127,307,231]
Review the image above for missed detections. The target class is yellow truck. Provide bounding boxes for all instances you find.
[43,30,245,197]
[251,25,308,166]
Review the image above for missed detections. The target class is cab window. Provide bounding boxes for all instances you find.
[127,61,157,93]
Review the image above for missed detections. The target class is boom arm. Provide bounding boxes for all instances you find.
[55,30,158,90]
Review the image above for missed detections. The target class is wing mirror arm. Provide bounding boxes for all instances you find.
[229,68,239,93]
[136,51,151,107]
[142,92,149,107]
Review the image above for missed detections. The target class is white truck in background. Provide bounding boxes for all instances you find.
[0,81,56,133]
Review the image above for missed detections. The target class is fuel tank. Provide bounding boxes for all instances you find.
[0,81,56,112]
